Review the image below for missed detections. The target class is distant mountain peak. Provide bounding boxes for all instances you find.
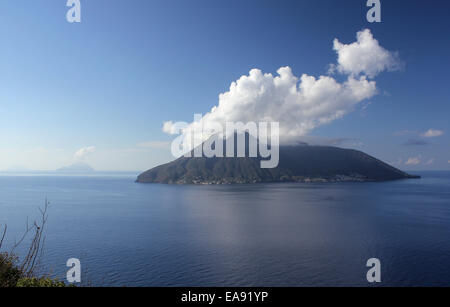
[57,162,94,172]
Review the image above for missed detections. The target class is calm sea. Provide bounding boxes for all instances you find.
[0,171,449,286]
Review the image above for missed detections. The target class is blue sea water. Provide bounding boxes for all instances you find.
[0,171,449,286]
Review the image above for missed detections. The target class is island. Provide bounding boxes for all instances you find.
[136,144,420,184]
[57,162,95,173]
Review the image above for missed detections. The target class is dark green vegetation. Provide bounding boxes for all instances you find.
[0,202,69,287]
[137,145,419,184]
[0,252,66,287]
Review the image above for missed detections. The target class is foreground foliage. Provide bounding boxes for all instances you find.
[1,201,69,287]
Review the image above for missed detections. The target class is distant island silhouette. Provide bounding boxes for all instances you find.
[57,162,94,173]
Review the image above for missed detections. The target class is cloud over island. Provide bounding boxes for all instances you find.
[74,146,96,159]
[163,29,401,146]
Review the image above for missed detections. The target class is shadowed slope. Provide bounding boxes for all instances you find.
[137,144,419,184]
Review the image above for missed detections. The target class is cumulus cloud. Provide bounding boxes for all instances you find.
[405,157,421,165]
[332,29,401,78]
[421,129,444,138]
[163,29,399,146]
[74,146,96,159]
[162,121,179,135]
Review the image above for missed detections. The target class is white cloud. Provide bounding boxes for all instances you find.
[421,129,444,138]
[332,29,401,78]
[164,68,376,146]
[137,141,171,149]
[163,29,401,146]
[405,157,421,165]
[162,121,179,135]
[74,146,96,159]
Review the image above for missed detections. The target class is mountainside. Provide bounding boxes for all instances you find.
[57,162,94,173]
[136,145,419,184]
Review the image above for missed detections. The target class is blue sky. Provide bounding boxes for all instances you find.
[0,0,449,171]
